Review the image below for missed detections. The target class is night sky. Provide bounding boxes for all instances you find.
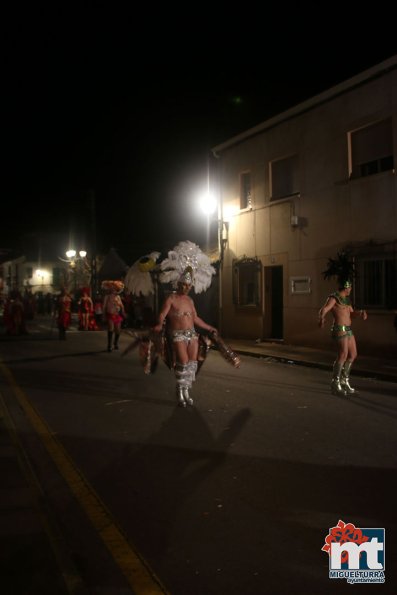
[3,11,396,264]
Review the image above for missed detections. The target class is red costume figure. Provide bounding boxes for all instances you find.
[3,291,27,335]
[78,288,94,330]
[102,280,126,351]
[56,288,72,340]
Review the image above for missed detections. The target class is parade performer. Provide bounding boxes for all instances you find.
[318,278,367,395]
[153,241,218,407]
[78,288,94,330]
[123,241,240,407]
[56,288,73,340]
[102,280,126,351]
[3,291,27,335]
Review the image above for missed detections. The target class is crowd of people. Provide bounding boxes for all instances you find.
[0,286,154,339]
[0,240,381,407]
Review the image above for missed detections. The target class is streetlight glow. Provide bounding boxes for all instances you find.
[66,249,76,259]
[199,193,217,216]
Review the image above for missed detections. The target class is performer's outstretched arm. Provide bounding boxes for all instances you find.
[193,314,217,334]
[153,297,172,332]
[318,296,335,328]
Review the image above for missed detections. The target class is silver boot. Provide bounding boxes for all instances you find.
[175,363,190,407]
[184,361,198,406]
[331,362,347,396]
[182,387,193,406]
[341,361,357,394]
[176,386,186,407]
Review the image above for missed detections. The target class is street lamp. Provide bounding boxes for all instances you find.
[63,249,90,292]
[199,192,230,334]
[66,249,87,261]
[199,193,229,261]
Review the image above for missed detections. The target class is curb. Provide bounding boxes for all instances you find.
[233,349,397,384]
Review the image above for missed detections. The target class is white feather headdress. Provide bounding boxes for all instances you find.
[159,241,215,293]
[124,252,161,296]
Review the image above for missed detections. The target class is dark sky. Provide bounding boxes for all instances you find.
[3,11,395,264]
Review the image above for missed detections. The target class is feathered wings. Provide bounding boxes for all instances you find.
[124,252,161,296]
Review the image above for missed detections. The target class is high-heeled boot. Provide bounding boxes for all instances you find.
[183,361,198,406]
[330,362,346,396]
[341,361,357,394]
[175,363,190,407]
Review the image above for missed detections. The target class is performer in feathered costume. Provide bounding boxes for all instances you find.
[152,241,217,407]
[124,252,161,297]
[102,280,126,352]
[122,241,241,405]
[158,240,215,294]
[318,279,367,395]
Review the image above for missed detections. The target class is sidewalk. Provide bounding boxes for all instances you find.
[227,338,397,384]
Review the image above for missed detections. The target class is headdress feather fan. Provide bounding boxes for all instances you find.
[159,241,215,293]
[101,280,125,293]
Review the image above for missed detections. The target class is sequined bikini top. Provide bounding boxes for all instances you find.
[172,310,193,318]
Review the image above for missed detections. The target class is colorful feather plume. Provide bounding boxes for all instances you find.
[159,241,215,293]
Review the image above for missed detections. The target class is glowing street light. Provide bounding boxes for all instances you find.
[199,192,217,216]
[63,249,90,291]
[66,249,87,260]
[198,186,229,335]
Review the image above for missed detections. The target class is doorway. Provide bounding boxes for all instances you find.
[264,265,284,340]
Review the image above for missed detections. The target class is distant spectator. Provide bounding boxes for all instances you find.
[55,288,73,340]
[94,293,103,327]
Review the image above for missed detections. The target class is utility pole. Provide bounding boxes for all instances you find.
[89,188,97,296]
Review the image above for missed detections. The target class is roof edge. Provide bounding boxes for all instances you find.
[212,55,397,156]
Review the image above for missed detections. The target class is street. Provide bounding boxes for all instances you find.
[1,320,396,594]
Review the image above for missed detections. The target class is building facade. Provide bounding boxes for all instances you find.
[213,57,397,357]
[0,256,76,296]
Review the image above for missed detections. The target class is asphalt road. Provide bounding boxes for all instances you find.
[1,324,396,594]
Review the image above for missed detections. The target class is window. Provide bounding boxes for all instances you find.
[26,267,33,279]
[233,258,261,306]
[355,255,397,309]
[270,154,299,200]
[350,119,394,179]
[240,172,252,209]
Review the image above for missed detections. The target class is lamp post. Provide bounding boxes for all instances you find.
[64,249,89,293]
[199,192,229,334]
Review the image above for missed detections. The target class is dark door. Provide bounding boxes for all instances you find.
[264,265,283,340]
